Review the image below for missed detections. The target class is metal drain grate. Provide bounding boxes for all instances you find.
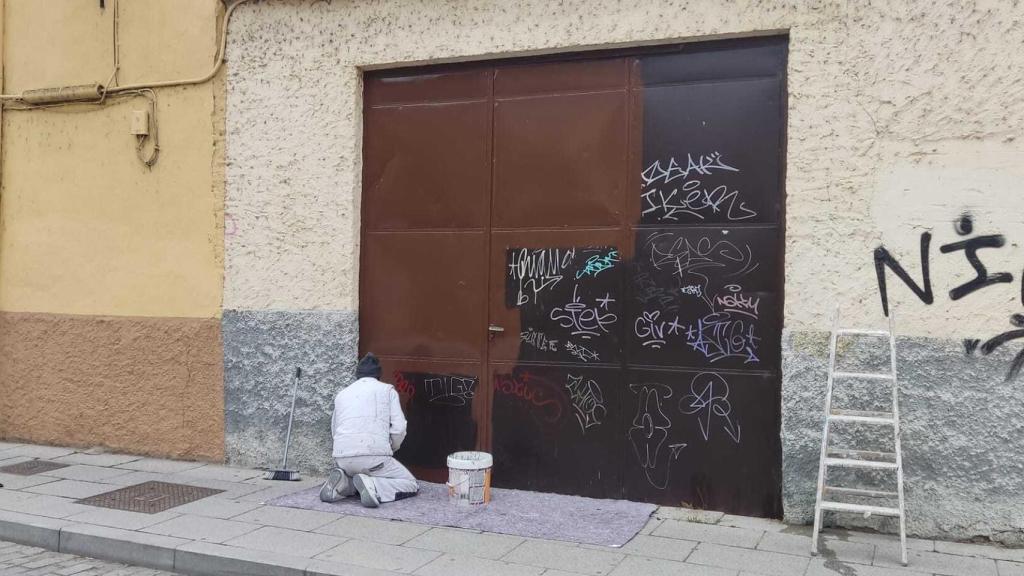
[0,460,70,476]
[77,481,224,514]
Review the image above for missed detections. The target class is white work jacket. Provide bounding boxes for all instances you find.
[331,377,407,458]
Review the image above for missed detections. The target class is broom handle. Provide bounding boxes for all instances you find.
[281,366,301,468]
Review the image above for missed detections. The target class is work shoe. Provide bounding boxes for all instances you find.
[319,467,352,503]
[352,474,380,508]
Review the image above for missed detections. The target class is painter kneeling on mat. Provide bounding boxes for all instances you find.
[320,353,420,507]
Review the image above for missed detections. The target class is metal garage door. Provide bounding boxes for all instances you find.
[360,36,786,516]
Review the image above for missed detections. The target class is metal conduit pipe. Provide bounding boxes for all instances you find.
[0,0,252,104]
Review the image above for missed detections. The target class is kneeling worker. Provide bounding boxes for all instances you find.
[320,353,419,507]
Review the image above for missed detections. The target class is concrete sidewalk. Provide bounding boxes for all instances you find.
[0,442,1020,576]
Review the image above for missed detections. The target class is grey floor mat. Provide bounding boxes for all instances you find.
[267,481,655,547]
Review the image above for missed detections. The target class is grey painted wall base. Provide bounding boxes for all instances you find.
[222,309,358,475]
[782,329,1024,544]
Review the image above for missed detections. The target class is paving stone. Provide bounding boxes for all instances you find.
[0,442,26,452]
[804,557,919,576]
[94,472,165,487]
[935,541,1024,563]
[759,531,875,564]
[0,473,62,490]
[687,542,810,576]
[305,558,404,576]
[176,464,266,483]
[414,553,544,576]
[2,494,95,518]
[0,445,77,460]
[830,528,935,552]
[316,539,440,573]
[232,505,338,531]
[51,454,143,468]
[39,465,136,484]
[24,480,118,499]
[619,534,696,562]
[59,524,188,571]
[0,510,73,548]
[654,508,725,524]
[718,515,788,533]
[113,458,204,474]
[236,481,326,504]
[224,526,346,557]
[405,527,524,560]
[168,497,261,519]
[502,540,624,576]
[142,514,259,543]
[874,548,998,576]
[998,560,1024,576]
[315,515,431,545]
[610,555,733,576]
[653,519,763,549]
[638,517,662,535]
[160,475,266,499]
[63,508,180,531]
[174,541,308,576]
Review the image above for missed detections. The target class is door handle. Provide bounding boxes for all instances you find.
[488,325,504,341]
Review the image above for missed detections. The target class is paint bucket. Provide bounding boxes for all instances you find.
[446,451,492,506]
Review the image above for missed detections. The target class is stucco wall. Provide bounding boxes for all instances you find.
[224,0,1024,540]
[0,0,227,459]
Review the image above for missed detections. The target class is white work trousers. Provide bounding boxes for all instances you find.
[334,456,419,503]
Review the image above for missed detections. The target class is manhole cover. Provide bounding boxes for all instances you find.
[77,481,223,514]
[0,460,70,476]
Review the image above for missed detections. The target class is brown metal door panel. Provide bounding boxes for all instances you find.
[629,226,782,371]
[361,232,487,360]
[494,58,627,98]
[488,230,625,365]
[491,362,623,498]
[638,78,782,225]
[365,68,491,106]
[381,357,483,483]
[492,91,628,229]
[363,102,492,230]
[638,37,787,87]
[621,367,782,516]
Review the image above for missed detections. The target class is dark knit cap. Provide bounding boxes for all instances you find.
[355,353,382,379]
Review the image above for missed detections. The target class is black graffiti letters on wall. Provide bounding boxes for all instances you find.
[874,232,934,317]
[939,214,1014,301]
[875,214,1024,380]
[967,314,1024,382]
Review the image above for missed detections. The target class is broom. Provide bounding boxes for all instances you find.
[266,366,302,481]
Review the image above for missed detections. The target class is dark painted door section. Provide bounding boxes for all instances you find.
[361,37,787,516]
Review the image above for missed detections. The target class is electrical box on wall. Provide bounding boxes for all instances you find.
[131,110,150,136]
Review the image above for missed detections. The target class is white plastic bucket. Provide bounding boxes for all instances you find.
[446,451,492,506]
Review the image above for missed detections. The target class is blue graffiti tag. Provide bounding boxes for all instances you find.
[576,250,619,279]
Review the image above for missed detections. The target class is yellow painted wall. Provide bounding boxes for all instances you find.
[0,0,224,318]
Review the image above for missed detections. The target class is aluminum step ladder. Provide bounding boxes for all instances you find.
[811,309,907,566]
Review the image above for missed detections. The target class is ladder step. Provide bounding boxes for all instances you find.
[819,501,902,517]
[829,409,895,424]
[824,486,899,499]
[825,457,898,470]
[835,329,890,337]
[827,448,897,462]
[833,371,894,380]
